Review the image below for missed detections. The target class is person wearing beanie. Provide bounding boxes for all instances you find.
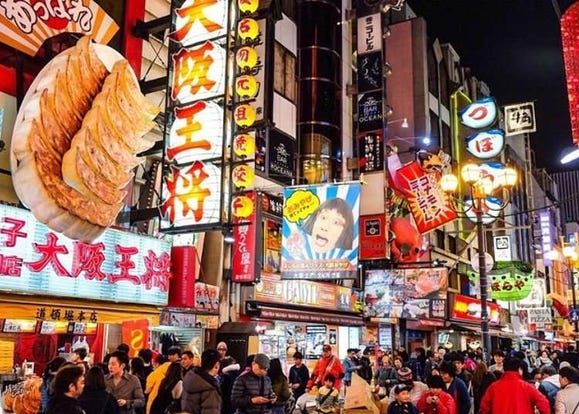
[388,367,428,406]
[387,384,418,414]
[181,349,222,414]
[231,353,275,414]
[480,357,549,414]
[416,375,456,414]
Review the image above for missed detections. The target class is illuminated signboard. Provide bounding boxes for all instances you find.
[459,97,498,130]
[451,294,501,325]
[539,211,552,266]
[0,204,171,305]
[161,0,230,232]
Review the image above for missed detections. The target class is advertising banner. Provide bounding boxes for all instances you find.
[503,102,536,136]
[122,319,149,357]
[268,130,295,182]
[357,52,383,93]
[358,130,384,173]
[358,91,383,132]
[356,13,382,55]
[231,191,259,283]
[527,307,552,328]
[281,183,360,280]
[359,214,387,260]
[0,204,171,306]
[364,268,448,320]
[394,161,458,233]
[451,294,501,325]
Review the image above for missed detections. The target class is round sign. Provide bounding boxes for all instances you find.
[233,133,256,158]
[236,46,258,69]
[238,18,259,40]
[232,164,255,188]
[235,75,258,98]
[470,252,495,273]
[238,0,258,14]
[232,195,254,218]
[234,104,256,128]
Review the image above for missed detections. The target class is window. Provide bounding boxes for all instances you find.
[274,42,296,102]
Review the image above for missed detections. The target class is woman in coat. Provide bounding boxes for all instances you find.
[374,355,399,397]
[268,358,291,414]
[181,349,222,414]
[149,362,183,414]
[79,367,121,414]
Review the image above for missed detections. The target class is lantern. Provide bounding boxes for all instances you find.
[238,0,259,14]
[232,165,255,188]
[236,46,258,69]
[233,133,256,158]
[489,268,534,301]
[232,195,254,218]
[234,104,256,127]
[236,75,258,98]
[238,18,259,41]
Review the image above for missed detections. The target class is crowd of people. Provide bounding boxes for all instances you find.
[21,341,579,414]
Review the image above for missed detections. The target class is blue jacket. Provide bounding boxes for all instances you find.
[342,357,359,382]
[444,377,471,414]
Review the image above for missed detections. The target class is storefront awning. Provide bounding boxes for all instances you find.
[254,304,364,326]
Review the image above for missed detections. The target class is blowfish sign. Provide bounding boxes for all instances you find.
[281,183,360,280]
[0,0,119,56]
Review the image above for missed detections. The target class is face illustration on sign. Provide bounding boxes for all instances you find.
[302,198,355,254]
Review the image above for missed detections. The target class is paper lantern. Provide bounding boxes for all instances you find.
[236,46,258,69]
[238,0,259,14]
[232,195,254,218]
[489,268,534,301]
[233,133,256,158]
[238,18,259,40]
[236,75,258,98]
[232,164,255,188]
[234,104,256,127]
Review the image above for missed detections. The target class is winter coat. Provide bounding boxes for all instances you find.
[536,356,553,368]
[145,362,171,414]
[46,394,86,414]
[480,371,550,414]
[78,389,120,414]
[270,376,291,406]
[416,390,456,414]
[105,372,145,414]
[555,383,579,414]
[342,357,359,383]
[315,385,339,414]
[231,371,274,414]
[388,381,429,407]
[375,366,399,391]
[288,364,309,399]
[443,377,470,414]
[181,369,222,414]
[150,378,182,414]
[471,371,495,414]
[539,375,561,410]
[387,401,418,414]
[358,356,373,384]
[307,355,345,390]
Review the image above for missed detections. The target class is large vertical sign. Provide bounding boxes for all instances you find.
[231,191,260,283]
[160,0,230,232]
[539,211,553,266]
[562,3,579,146]
[281,184,360,280]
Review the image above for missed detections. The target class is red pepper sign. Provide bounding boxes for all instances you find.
[0,204,171,305]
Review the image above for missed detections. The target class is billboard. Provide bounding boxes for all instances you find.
[281,183,360,280]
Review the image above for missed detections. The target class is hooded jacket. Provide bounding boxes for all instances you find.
[307,355,345,390]
[181,368,222,414]
[480,371,550,414]
[538,375,561,409]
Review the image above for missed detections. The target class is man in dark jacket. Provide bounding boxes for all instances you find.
[231,353,274,414]
[46,365,86,414]
[181,349,222,414]
[562,345,579,368]
[439,361,471,414]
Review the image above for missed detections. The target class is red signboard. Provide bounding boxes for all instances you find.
[232,191,259,282]
[451,294,501,325]
[122,319,149,358]
[359,215,387,259]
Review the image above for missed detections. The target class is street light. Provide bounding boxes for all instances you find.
[560,145,579,165]
[561,245,579,347]
[441,164,518,363]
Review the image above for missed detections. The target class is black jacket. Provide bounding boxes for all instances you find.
[288,365,310,398]
[46,394,86,414]
[79,389,120,414]
[181,369,222,414]
[231,371,273,414]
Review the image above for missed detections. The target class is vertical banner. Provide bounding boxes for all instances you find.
[359,214,387,259]
[281,184,360,280]
[160,0,230,232]
[231,191,259,283]
[121,319,149,358]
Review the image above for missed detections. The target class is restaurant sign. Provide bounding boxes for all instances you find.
[0,204,171,306]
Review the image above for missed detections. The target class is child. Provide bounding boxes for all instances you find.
[416,375,456,414]
[387,384,418,414]
[316,374,340,414]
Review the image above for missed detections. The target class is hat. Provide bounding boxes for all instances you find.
[347,348,360,354]
[559,361,571,369]
[394,384,411,394]
[217,341,228,351]
[397,367,413,382]
[322,344,332,352]
[253,353,270,370]
[427,375,445,389]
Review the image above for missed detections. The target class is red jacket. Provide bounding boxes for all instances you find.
[416,390,456,414]
[480,372,550,414]
[307,355,345,390]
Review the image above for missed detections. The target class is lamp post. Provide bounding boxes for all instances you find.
[441,163,517,363]
[561,245,579,347]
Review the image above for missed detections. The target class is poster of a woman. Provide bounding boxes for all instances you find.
[281,183,360,280]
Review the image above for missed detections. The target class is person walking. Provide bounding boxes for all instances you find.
[79,366,120,414]
[231,354,274,414]
[480,357,550,414]
[387,384,418,414]
[105,351,146,414]
[181,349,222,414]
[554,366,579,414]
[46,365,86,414]
[538,364,561,411]
[288,352,310,401]
[149,362,183,414]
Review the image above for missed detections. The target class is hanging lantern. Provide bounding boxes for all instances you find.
[236,75,258,98]
[232,164,255,188]
[236,46,258,69]
[232,195,254,218]
[238,18,259,41]
[489,268,534,301]
[238,0,259,14]
[234,104,256,127]
[233,133,256,158]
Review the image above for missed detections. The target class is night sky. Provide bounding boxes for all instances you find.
[407,0,577,172]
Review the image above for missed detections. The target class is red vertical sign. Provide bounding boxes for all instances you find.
[359,215,387,259]
[121,319,149,358]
